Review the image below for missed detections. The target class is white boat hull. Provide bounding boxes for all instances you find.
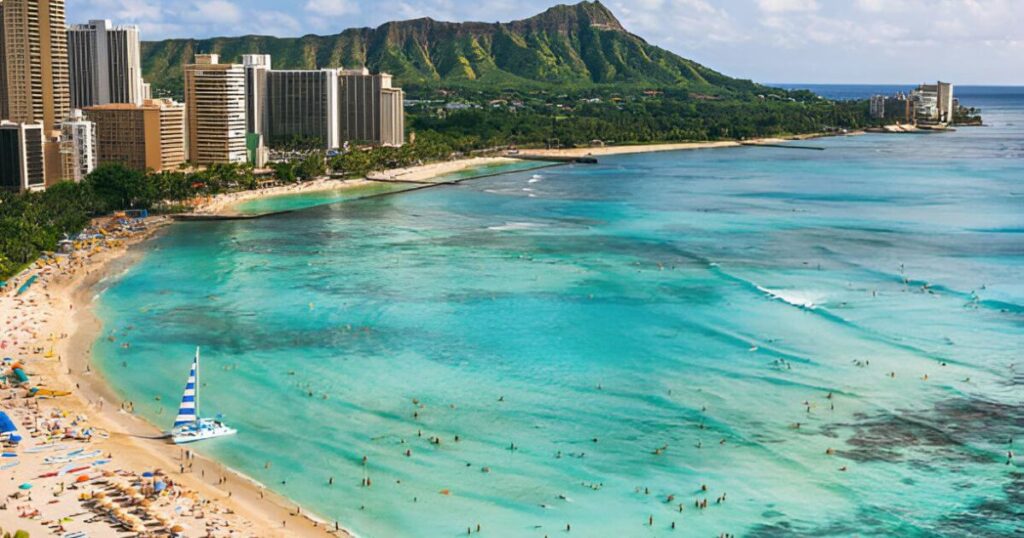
[172,418,236,444]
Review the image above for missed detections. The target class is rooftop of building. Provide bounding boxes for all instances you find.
[83,99,182,111]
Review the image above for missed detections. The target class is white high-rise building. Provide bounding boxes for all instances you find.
[67,19,145,109]
[184,54,248,165]
[60,109,96,181]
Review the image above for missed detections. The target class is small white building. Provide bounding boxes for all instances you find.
[61,109,97,182]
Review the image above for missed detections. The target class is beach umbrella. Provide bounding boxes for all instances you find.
[142,471,154,477]
[76,474,90,483]
[154,481,167,492]
[18,483,32,490]
[0,412,17,434]
[170,524,185,533]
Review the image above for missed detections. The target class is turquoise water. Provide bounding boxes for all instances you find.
[234,161,553,215]
[94,88,1023,537]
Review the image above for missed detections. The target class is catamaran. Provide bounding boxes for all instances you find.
[171,347,236,444]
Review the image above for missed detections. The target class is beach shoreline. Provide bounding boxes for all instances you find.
[194,138,864,219]
[1,219,347,537]
[200,156,525,217]
[519,131,861,158]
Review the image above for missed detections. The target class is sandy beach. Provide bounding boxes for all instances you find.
[366,156,520,183]
[193,178,375,217]
[525,140,742,157]
[523,132,861,158]
[195,156,525,218]
[1,219,346,537]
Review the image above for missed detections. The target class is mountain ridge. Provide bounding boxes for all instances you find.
[140,1,759,95]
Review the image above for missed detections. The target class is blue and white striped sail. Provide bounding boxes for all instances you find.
[173,348,200,428]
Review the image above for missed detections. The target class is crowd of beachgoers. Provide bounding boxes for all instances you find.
[1,215,339,537]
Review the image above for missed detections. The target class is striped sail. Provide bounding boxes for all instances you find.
[173,348,200,427]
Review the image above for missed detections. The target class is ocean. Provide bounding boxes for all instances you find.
[93,86,1023,537]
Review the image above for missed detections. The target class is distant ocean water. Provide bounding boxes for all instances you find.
[93,86,1023,536]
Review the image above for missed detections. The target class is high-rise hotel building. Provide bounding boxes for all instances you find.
[340,68,404,147]
[242,54,271,135]
[0,120,45,192]
[67,19,145,109]
[85,98,185,172]
[184,54,247,166]
[2,0,70,133]
[0,0,9,119]
[265,68,341,149]
[241,56,405,150]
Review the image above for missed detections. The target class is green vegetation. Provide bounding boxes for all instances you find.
[0,162,258,280]
[141,1,760,97]
[0,182,94,279]
[329,132,461,177]
[406,87,870,149]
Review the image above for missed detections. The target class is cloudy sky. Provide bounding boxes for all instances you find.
[66,0,1023,84]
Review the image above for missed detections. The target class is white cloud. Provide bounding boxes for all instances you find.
[255,11,303,37]
[189,0,242,24]
[612,0,745,47]
[854,0,886,12]
[305,0,359,16]
[756,0,818,13]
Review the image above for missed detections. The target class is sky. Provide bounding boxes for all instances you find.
[66,0,1024,85]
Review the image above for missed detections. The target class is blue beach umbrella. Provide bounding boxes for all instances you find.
[154,481,167,492]
[142,471,154,478]
[0,411,16,434]
[19,483,32,490]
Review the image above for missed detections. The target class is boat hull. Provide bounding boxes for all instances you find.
[171,419,237,444]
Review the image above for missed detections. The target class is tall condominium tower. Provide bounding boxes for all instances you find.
[85,98,185,172]
[184,54,247,166]
[265,68,340,149]
[59,108,96,181]
[0,120,45,192]
[67,19,145,108]
[242,54,270,136]
[2,0,70,132]
[0,0,8,119]
[339,69,404,147]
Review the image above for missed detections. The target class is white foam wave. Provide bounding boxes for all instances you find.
[487,222,543,232]
[757,286,820,309]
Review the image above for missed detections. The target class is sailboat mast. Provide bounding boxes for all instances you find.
[194,346,200,421]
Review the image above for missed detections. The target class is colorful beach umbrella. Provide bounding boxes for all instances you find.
[18,483,32,490]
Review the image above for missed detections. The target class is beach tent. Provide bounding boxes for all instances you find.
[0,412,16,434]
[0,411,21,443]
[12,367,29,384]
